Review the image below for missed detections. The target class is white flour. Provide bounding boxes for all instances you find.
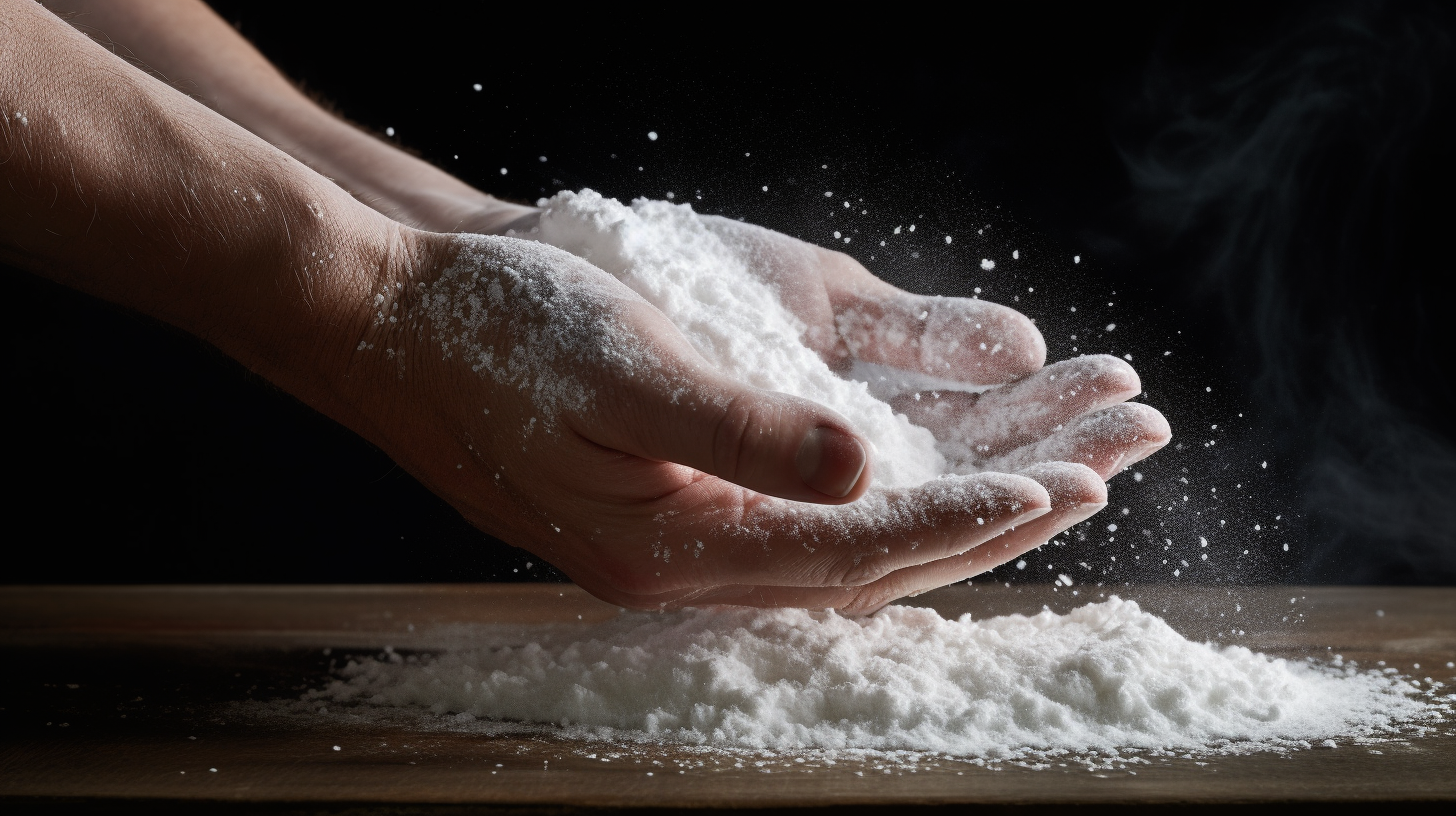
[533,190,950,487]
[311,598,1439,756]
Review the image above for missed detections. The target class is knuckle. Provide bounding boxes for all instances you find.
[820,247,867,275]
[711,395,758,482]
[839,584,892,616]
[826,547,891,587]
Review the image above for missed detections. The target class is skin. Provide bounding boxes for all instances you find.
[5,0,1170,612]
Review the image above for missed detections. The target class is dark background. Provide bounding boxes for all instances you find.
[5,1,1454,585]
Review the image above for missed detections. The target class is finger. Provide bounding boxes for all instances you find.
[830,285,1046,384]
[696,215,847,362]
[660,472,1051,591]
[689,463,1104,612]
[849,463,1107,610]
[981,403,1171,480]
[586,364,874,505]
[890,355,1141,457]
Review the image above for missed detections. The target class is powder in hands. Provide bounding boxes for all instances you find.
[534,190,947,488]
[313,597,1434,756]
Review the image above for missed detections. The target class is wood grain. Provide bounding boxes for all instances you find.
[1,583,1453,810]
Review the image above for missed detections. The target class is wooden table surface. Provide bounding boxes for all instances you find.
[2,583,1453,813]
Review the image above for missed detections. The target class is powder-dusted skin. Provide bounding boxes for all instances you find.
[313,598,1433,755]
[418,234,654,425]
[536,190,947,488]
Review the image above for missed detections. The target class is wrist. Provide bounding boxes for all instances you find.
[219,200,442,426]
[252,108,536,234]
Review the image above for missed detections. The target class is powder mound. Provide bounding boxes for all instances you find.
[311,598,1431,756]
[534,190,945,488]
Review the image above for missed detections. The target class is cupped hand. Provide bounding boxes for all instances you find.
[342,213,1166,612]
[604,217,1169,610]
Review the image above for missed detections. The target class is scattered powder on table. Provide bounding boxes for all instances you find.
[310,597,1441,756]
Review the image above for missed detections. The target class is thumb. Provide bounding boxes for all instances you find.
[597,368,873,504]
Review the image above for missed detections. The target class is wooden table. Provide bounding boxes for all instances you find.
[2,584,1453,813]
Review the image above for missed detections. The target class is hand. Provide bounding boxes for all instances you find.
[343,211,1167,612]
[611,217,1171,608]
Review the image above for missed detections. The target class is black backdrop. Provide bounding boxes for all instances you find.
[6,1,1454,585]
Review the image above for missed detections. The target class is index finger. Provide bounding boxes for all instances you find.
[829,274,1046,385]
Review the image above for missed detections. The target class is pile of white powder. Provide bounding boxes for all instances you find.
[311,597,1437,756]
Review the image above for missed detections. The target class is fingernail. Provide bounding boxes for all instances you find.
[797,427,867,498]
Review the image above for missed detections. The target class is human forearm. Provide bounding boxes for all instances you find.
[1,0,414,405]
[41,0,532,233]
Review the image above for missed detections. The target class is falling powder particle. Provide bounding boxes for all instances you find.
[980,259,995,271]
[648,131,658,141]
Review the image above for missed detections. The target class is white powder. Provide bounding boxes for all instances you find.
[534,190,950,488]
[312,597,1439,757]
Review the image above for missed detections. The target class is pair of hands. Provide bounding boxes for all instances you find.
[346,208,1169,613]
[14,0,1171,612]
